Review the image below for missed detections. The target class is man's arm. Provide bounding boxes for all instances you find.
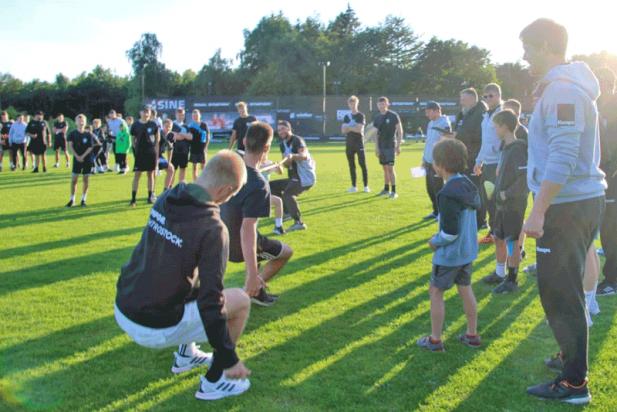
[395,120,403,155]
[240,218,263,296]
[291,146,308,162]
[228,130,237,149]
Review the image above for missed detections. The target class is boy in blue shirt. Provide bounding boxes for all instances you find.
[417,138,481,352]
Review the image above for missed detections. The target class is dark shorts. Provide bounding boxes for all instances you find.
[494,208,525,241]
[431,263,473,290]
[54,135,66,151]
[171,152,189,169]
[189,151,205,164]
[378,148,395,166]
[72,159,93,176]
[1,140,9,151]
[134,152,157,172]
[229,231,284,263]
[30,139,46,155]
[346,137,364,153]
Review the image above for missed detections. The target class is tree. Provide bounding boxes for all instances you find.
[495,62,534,100]
[126,33,163,74]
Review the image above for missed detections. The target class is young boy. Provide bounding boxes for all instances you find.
[53,114,69,168]
[418,138,481,352]
[490,110,529,294]
[260,157,286,235]
[160,119,178,190]
[66,114,97,207]
[188,109,210,181]
[92,118,107,173]
[130,107,160,206]
[114,120,131,174]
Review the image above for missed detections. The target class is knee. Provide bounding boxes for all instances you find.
[225,288,251,313]
[281,243,293,260]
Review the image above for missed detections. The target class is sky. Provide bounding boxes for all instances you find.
[2,0,616,82]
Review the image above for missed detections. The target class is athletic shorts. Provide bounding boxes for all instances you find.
[72,159,93,176]
[171,152,189,169]
[134,152,157,172]
[114,302,208,349]
[29,139,46,155]
[378,148,395,166]
[346,136,364,153]
[229,231,284,263]
[54,135,66,151]
[1,140,9,151]
[431,263,473,291]
[189,151,205,164]
[494,208,525,241]
[158,157,169,170]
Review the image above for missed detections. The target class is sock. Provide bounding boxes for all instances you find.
[148,190,153,199]
[384,184,390,192]
[131,190,137,202]
[496,262,506,278]
[506,266,518,283]
[178,342,198,357]
[205,358,224,383]
[391,185,396,193]
[81,193,87,202]
[275,217,283,227]
[70,195,75,202]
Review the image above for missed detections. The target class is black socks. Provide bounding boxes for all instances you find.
[506,266,518,283]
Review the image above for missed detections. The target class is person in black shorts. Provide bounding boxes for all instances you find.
[342,95,369,193]
[228,101,256,153]
[371,97,403,199]
[66,114,98,207]
[221,122,293,307]
[53,113,69,168]
[1,111,13,171]
[130,107,160,206]
[188,109,210,181]
[169,108,192,185]
[91,118,108,173]
[26,111,50,173]
[160,119,181,190]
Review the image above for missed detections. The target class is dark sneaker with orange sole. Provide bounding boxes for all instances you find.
[527,378,591,405]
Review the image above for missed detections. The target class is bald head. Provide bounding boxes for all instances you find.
[196,150,247,204]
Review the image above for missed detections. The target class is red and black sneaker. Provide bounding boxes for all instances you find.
[458,334,481,348]
[527,378,591,405]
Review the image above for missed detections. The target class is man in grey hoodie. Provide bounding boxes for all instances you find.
[520,18,606,405]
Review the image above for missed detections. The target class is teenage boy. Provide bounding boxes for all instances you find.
[53,114,69,168]
[8,114,27,170]
[170,108,192,185]
[26,111,50,173]
[489,110,529,294]
[189,109,210,181]
[130,107,160,206]
[160,119,178,190]
[1,111,13,171]
[342,95,369,193]
[66,114,97,207]
[92,118,107,173]
[229,101,256,153]
[418,138,481,352]
[372,97,403,199]
[503,99,528,142]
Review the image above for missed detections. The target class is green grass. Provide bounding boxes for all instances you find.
[0,143,615,412]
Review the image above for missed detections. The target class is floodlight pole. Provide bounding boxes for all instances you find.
[321,61,330,138]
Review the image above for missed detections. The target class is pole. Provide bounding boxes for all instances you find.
[322,63,327,138]
[141,70,145,104]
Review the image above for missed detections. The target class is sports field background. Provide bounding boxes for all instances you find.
[1,142,615,411]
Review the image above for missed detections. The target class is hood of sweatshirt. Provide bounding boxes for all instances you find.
[439,174,481,210]
[160,183,218,221]
[540,61,600,101]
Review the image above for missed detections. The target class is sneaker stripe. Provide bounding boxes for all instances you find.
[227,384,235,392]
[216,383,225,390]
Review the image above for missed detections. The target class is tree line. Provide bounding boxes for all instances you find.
[1,6,615,119]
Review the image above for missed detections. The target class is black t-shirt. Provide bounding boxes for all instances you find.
[171,121,190,154]
[68,129,95,158]
[343,112,365,142]
[160,132,174,155]
[232,115,257,151]
[279,134,307,180]
[220,166,271,253]
[373,110,401,148]
[130,120,159,154]
[189,122,210,153]
[26,120,46,140]
[1,121,13,136]
[515,125,528,143]
[54,121,67,138]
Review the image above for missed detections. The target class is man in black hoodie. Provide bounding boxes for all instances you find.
[115,150,253,401]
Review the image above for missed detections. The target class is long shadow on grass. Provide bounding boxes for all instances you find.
[300,194,383,218]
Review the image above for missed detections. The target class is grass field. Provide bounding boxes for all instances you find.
[1,142,616,412]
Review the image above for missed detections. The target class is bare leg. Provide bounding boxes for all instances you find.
[192,163,198,181]
[132,171,141,192]
[165,166,174,189]
[584,245,600,292]
[179,167,186,184]
[271,195,283,219]
[457,285,478,336]
[495,238,507,266]
[82,175,89,198]
[388,165,396,187]
[429,286,445,340]
[147,171,155,193]
[222,288,251,344]
[55,149,60,164]
[261,244,293,283]
[70,174,78,197]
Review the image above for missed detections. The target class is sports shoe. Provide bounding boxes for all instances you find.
[458,334,481,348]
[423,212,438,220]
[478,233,494,244]
[273,226,286,235]
[65,200,74,208]
[363,186,371,193]
[129,201,136,208]
[171,347,213,374]
[195,375,250,401]
[32,167,39,173]
[544,352,564,372]
[597,248,604,256]
[597,280,617,297]
[389,192,399,199]
[80,200,87,207]
[526,378,591,405]
[347,187,358,193]
[587,295,600,316]
[482,271,504,285]
[66,162,70,168]
[251,287,276,307]
[416,336,445,352]
[43,167,47,172]
[54,163,59,168]
[493,280,519,294]
[288,222,307,231]
[147,195,157,204]
[377,189,389,196]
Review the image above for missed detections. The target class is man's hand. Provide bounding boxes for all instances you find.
[244,275,263,297]
[523,209,545,239]
[499,191,506,202]
[428,240,437,251]
[225,361,251,380]
[473,164,483,176]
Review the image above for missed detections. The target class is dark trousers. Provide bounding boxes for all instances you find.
[116,153,127,170]
[346,145,368,188]
[11,143,26,168]
[424,162,443,215]
[482,163,498,231]
[465,169,486,228]
[536,196,604,384]
[270,178,311,222]
[601,175,617,283]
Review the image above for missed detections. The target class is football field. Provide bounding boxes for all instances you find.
[1,142,616,411]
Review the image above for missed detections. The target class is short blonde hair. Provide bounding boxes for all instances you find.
[235,101,247,109]
[198,150,247,192]
[93,118,102,127]
[348,95,359,103]
[75,114,87,122]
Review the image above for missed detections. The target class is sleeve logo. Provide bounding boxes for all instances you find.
[556,104,575,127]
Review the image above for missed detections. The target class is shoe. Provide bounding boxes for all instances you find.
[479,223,489,230]
[377,189,389,196]
[478,233,494,244]
[251,287,276,307]
[32,167,38,173]
[195,375,250,401]
[526,378,591,405]
[458,334,481,348]
[423,212,438,220]
[10,165,15,171]
[389,192,399,199]
[416,336,445,352]
[171,346,213,374]
[107,168,113,173]
[273,226,286,235]
[147,195,157,204]
[364,186,371,193]
[288,222,307,231]
[54,163,59,168]
[597,248,604,256]
[597,280,617,297]
[524,263,537,276]
[521,249,527,260]
[493,280,519,294]
[65,200,74,208]
[129,201,136,208]
[347,187,358,193]
[265,288,279,301]
[544,352,564,372]
[482,271,504,285]
[43,167,47,172]
[66,162,70,168]
[80,200,87,207]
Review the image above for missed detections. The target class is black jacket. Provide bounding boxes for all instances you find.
[455,101,487,170]
[115,183,238,369]
[495,139,529,212]
[599,94,617,178]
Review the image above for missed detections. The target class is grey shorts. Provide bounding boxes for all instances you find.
[431,263,473,290]
[378,148,395,165]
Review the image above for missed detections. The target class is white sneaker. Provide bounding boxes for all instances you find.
[587,296,600,316]
[364,186,371,193]
[389,192,399,199]
[347,187,358,193]
[54,163,59,168]
[171,347,213,374]
[195,375,250,401]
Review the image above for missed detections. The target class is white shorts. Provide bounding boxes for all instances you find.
[114,301,208,349]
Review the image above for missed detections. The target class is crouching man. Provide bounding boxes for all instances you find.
[114,150,253,401]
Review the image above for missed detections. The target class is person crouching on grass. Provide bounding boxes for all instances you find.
[418,138,481,352]
[66,114,98,207]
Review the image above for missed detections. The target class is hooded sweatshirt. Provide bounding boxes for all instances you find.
[431,174,481,267]
[527,61,607,204]
[455,101,487,170]
[477,105,503,166]
[495,139,529,212]
[115,183,238,369]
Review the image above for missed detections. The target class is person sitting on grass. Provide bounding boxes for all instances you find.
[66,114,98,207]
[418,138,481,352]
[115,150,253,401]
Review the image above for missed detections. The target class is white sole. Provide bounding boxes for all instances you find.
[195,384,250,400]
[562,394,591,405]
[250,297,274,307]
